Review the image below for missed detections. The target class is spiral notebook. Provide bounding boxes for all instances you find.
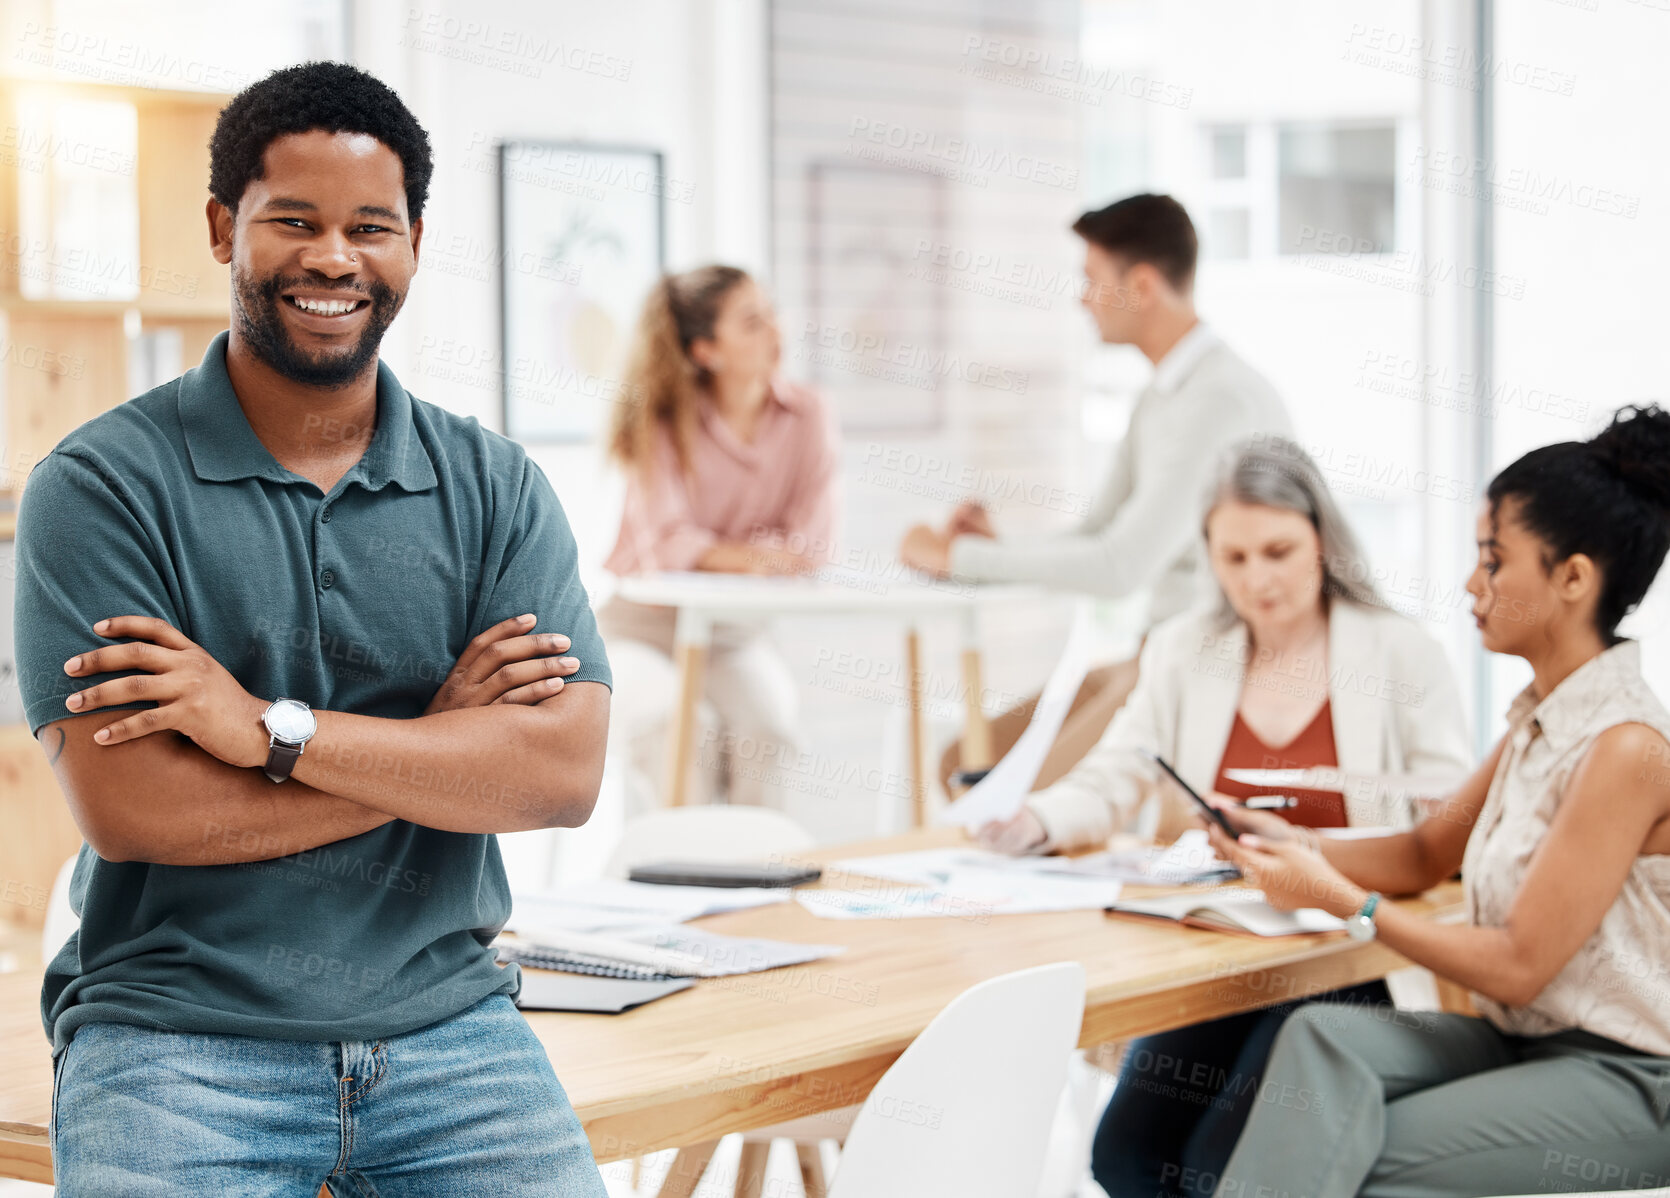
[496,942,677,981]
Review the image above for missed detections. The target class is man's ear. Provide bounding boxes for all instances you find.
[409,216,423,269]
[1128,261,1167,309]
[207,198,234,265]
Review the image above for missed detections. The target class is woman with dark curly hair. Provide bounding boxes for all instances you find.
[1203,405,1670,1196]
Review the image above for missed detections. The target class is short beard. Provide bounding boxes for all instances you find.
[233,267,402,388]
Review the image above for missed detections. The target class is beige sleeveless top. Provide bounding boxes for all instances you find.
[1463,641,1670,1055]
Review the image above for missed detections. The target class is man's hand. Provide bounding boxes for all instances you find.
[948,501,996,539]
[63,615,268,767]
[425,614,582,714]
[899,523,952,576]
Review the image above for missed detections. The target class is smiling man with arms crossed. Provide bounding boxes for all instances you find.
[12,63,612,1196]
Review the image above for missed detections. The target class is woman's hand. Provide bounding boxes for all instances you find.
[977,807,1049,855]
[948,501,996,539]
[745,546,816,576]
[425,615,582,714]
[1200,792,1302,841]
[1208,821,1365,916]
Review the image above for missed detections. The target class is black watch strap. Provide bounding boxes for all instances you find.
[264,740,304,784]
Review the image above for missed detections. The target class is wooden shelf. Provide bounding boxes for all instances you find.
[0,78,232,507]
[0,74,229,113]
[0,295,229,321]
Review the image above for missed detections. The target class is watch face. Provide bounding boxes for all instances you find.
[265,699,315,743]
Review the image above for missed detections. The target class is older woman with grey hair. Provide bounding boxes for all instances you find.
[977,434,1471,1198]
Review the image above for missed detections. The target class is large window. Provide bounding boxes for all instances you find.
[1277,122,1397,255]
[1079,0,1486,727]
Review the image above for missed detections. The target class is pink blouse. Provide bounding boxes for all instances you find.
[604,379,841,576]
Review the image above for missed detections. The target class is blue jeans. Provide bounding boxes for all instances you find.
[50,993,607,1197]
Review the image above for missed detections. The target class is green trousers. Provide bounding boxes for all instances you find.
[1210,1005,1670,1197]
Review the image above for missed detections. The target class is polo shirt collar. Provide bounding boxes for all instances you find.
[180,331,438,493]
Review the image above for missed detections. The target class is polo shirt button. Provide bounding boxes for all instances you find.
[321,506,333,524]
[321,569,336,589]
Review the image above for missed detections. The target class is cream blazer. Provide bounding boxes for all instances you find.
[1028,599,1472,850]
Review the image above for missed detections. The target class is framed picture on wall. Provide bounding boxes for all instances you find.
[499,141,666,442]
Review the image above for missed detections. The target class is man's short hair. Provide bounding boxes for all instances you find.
[209,61,434,219]
[1071,193,1198,291]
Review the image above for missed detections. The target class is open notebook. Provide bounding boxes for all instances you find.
[1104,889,1346,937]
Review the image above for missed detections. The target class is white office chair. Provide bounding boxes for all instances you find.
[602,805,815,879]
[41,853,80,962]
[824,961,1087,1198]
[1491,1190,1670,1197]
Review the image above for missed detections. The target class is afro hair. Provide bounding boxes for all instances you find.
[209,61,434,219]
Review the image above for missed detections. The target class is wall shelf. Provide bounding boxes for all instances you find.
[0,75,232,519]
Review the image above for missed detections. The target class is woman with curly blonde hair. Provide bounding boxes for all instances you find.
[598,266,841,811]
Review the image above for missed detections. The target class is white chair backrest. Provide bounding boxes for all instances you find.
[827,961,1087,1198]
[41,852,80,962]
[601,806,816,879]
[1490,1191,1670,1197]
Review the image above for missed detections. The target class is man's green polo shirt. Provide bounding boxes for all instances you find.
[13,332,610,1057]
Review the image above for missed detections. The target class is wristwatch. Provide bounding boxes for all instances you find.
[261,698,317,783]
[1345,891,1382,942]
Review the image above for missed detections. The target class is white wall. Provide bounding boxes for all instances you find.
[353,0,768,592]
[1485,0,1670,723]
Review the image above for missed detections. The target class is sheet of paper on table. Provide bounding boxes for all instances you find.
[643,567,956,595]
[1036,828,1240,886]
[939,601,1093,831]
[623,924,847,976]
[804,846,1122,919]
[511,879,791,935]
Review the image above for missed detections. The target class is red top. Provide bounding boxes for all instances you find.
[1213,699,1349,828]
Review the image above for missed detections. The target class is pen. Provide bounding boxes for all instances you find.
[1244,796,1298,811]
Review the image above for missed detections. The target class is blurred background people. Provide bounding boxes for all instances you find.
[900,195,1294,798]
[980,437,1470,1197]
[597,265,841,813]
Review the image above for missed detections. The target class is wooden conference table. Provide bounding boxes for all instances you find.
[614,573,1048,817]
[0,826,1463,1184]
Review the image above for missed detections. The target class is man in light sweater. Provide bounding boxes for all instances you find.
[900,193,1293,791]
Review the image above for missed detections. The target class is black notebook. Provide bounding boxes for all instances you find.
[513,969,695,1014]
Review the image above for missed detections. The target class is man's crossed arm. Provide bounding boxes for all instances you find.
[37,614,609,867]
